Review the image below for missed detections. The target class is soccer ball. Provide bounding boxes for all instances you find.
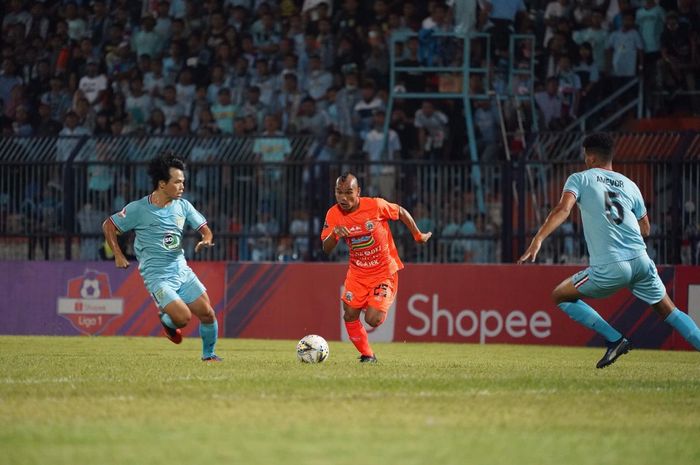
[296,335,330,363]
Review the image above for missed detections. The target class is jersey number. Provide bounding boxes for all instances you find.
[604,191,624,225]
[373,283,389,298]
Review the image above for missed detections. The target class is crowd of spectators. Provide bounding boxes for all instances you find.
[2,0,699,153]
[1,0,699,263]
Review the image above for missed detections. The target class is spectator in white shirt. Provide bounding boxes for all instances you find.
[362,109,400,198]
[78,59,108,106]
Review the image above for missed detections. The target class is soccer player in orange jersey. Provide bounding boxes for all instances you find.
[321,173,432,362]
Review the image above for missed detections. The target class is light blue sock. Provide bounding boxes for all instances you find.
[200,319,218,358]
[665,309,700,350]
[160,312,178,329]
[558,300,622,343]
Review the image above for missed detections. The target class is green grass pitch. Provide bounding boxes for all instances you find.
[1,336,699,465]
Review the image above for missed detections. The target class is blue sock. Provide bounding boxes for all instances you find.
[665,309,700,350]
[200,319,218,358]
[160,312,178,329]
[558,300,622,343]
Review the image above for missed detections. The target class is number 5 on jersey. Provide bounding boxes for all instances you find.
[604,191,624,225]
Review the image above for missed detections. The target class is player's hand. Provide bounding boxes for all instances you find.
[115,255,130,269]
[333,225,351,238]
[195,240,215,253]
[415,231,432,243]
[517,240,541,264]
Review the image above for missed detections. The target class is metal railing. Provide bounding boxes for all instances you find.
[1,134,699,264]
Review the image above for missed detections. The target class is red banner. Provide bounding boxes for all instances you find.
[1,261,696,350]
[225,263,689,349]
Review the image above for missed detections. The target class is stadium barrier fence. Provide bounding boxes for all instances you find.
[1,133,700,264]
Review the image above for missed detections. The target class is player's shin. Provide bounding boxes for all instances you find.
[665,309,700,350]
[558,300,623,342]
[160,312,179,329]
[200,319,219,358]
[344,319,373,357]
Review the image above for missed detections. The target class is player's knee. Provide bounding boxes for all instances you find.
[172,312,191,327]
[199,307,216,324]
[365,312,385,328]
[343,311,359,322]
[551,289,562,305]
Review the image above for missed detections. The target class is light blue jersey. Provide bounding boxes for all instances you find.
[563,168,647,266]
[109,194,207,298]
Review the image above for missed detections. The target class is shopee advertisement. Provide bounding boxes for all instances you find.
[0,261,694,350]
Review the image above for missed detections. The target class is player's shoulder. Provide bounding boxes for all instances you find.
[563,170,584,190]
[324,204,343,219]
[365,197,394,209]
[365,197,382,207]
[173,197,195,208]
[120,195,149,212]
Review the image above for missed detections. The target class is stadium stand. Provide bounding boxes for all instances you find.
[1,0,699,264]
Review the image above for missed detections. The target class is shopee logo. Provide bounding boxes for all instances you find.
[406,293,551,343]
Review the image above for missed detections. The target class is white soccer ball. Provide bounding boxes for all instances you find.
[296,335,330,363]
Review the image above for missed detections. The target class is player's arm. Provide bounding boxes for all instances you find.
[638,214,651,238]
[195,224,214,253]
[398,206,432,243]
[102,218,129,268]
[518,191,577,263]
[322,225,351,255]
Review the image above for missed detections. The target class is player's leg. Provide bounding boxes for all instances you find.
[153,284,191,344]
[343,302,375,360]
[364,273,397,327]
[342,280,374,360]
[655,296,700,350]
[361,274,398,362]
[552,269,624,343]
[554,266,632,368]
[631,256,700,350]
[364,308,387,328]
[180,272,220,361]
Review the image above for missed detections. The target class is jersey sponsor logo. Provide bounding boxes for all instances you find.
[348,225,362,233]
[56,269,124,335]
[163,231,181,250]
[349,235,375,250]
[117,207,127,218]
[354,259,380,267]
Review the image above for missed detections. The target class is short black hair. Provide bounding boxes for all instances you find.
[582,133,614,162]
[148,152,186,189]
[337,172,359,187]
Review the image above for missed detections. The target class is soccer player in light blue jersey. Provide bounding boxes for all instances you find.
[519,133,700,368]
[102,152,221,362]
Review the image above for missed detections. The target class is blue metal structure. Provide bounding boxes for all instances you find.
[384,31,537,214]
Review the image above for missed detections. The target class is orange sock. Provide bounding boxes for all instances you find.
[345,319,373,357]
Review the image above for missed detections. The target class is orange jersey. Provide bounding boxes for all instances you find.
[321,197,404,280]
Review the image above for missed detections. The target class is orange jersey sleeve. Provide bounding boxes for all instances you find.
[375,197,400,221]
[321,206,341,241]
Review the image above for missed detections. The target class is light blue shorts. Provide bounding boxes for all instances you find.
[147,268,207,310]
[571,254,666,305]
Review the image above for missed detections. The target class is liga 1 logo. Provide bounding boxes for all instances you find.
[56,269,124,335]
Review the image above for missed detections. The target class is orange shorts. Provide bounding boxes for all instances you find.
[342,273,398,312]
